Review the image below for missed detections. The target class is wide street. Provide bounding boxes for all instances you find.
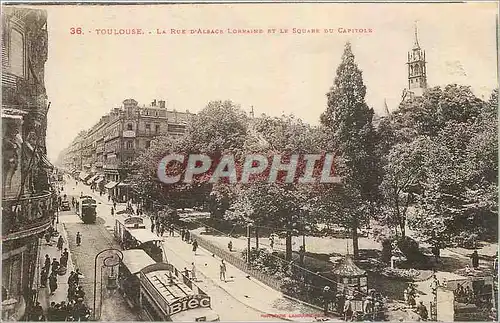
[57,177,293,321]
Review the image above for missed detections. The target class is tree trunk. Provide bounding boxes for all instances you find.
[285,230,293,261]
[255,226,259,249]
[352,216,359,258]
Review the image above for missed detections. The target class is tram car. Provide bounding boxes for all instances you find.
[119,249,220,321]
[76,195,97,224]
[115,217,163,262]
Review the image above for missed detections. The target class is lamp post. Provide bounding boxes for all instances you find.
[246,223,252,265]
[93,248,123,320]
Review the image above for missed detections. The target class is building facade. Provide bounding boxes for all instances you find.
[2,7,56,320]
[58,98,194,201]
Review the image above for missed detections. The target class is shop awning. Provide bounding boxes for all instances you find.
[79,172,90,180]
[95,176,104,184]
[117,182,131,187]
[40,154,54,169]
[86,175,98,183]
[105,181,118,189]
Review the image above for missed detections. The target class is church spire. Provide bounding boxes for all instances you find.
[413,22,420,49]
[406,22,427,98]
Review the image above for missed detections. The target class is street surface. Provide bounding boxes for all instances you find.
[61,178,304,321]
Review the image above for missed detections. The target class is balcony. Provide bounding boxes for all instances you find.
[2,190,56,242]
[123,130,136,138]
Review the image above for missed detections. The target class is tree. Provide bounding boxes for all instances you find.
[319,42,380,257]
[231,114,323,260]
[133,100,250,216]
[378,138,428,237]
[400,87,498,246]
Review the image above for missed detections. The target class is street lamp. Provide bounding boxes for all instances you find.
[246,223,252,265]
[93,248,123,320]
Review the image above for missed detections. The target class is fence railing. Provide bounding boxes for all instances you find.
[190,232,283,291]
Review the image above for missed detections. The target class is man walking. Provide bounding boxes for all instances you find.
[169,224,175,236]
[191,262,197,281]
[76,232,82,246]
[49,272,58,295]
[192,239,198,255]
[219,259,227,282]
[57,235,64,251]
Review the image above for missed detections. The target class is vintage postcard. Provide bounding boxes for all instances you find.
[1,1,498,322]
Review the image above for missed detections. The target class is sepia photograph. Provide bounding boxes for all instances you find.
[1,1,498,322]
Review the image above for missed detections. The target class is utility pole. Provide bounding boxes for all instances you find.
[247,223,251,265]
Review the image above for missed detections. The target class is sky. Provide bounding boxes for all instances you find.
[20,3,498,162]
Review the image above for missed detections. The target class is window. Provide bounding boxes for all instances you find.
[9,29,25,77]
[126,141,133,149]
[155,124,160,133]
[145,141,151,149]
[127,123,133,131]
[145,124,151,130]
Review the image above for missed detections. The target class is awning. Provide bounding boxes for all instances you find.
[40,154,54,169]
[104,181,118,189]
[92,176,103,183]
[117,182,131,187]
[86,175,98,183]
[79,172,90,180]
[95,177,104,184]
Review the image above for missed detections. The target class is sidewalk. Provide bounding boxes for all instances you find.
[162,234,335,322]
[37,223,76,314]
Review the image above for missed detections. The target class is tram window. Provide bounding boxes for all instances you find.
[142,295,163,321]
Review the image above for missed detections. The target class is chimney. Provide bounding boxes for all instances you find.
[159,100,165,109]
[152,99,157,107]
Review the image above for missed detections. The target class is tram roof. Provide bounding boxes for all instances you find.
[144,269,195,303]
[121,249,156,274]
[129,228,163,244]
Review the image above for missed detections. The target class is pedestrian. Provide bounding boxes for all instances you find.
[57,235,64,251]
[111,207,114,216]
[228,241,233,252]
[49,272,58,295]
[269,234,274,250]
[343,295,354,321]
[169,223,175,236]
[185,230,191,243]
[76,232,81,246]
[30,301,44,321]
[219,259,226,282]
[183,267,189,278]
[44,254,51,271]
[299,245,306,265]
[192,239,198,255]
[181,228,185,241]
[432,244,440,263]
[47,302,57,321]
[151,221,155,233]
[51,258,60,275]
[416,301,428,320]
[40,268,48,288]
[322,286,331,315]
[471,250,479,269]
[62,248,69,261]
[160,224,165,237]
[191,262,197,281]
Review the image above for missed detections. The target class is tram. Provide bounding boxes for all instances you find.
[76,195,97,224]
[114,217,163,262]
[119,249,220,321]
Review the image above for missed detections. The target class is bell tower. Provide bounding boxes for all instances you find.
[406,23,427,97]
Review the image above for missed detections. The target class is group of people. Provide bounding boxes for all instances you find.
[403,283,429,321]
[325,288,385,321]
